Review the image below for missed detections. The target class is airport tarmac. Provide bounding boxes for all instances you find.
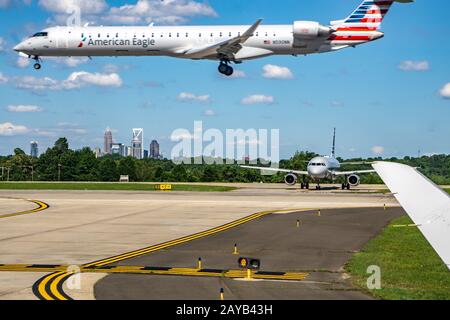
[0,185,400,300]
[96,207,405,300]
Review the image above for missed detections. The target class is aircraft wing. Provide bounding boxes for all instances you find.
[240,165,308,176]
[183,19,263,60]
[333,169,376,176]
[372,161,450,270]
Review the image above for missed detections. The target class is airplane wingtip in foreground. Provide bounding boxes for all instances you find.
[14,0,413,75]
[372,162,450,271]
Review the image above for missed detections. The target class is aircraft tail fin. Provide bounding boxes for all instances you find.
[331,128,336,158]
[332,0,413,30]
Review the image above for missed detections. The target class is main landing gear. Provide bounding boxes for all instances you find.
[342,183,351,190]
[218,61,234,76]
[300,182,310,190]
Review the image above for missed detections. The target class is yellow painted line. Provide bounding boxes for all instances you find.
[0,200,49,219]
[33,208,313,300]
[37,272,63,301]
[50,273,70,301]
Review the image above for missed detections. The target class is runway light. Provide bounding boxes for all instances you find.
[233,243,239,255]
[318,209,321,217]
[220,288,224,301]
[247,268,252,279]
[297,219,301,228]
[198,257,202,270]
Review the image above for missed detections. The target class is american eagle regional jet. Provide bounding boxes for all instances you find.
[242,129,376,190]
[14,0,412,76]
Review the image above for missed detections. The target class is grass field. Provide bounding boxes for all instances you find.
[346,215,450,300]
[0,182,237,192]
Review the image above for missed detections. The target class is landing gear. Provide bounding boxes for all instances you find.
[32,56,41,70]
[315,184,321,190]
[342,183,351,190]
[218,61,234,76]
[301,182,310,190]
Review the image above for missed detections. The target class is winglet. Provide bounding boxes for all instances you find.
[242,19,263,38]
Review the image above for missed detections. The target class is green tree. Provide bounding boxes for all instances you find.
[98,157,118,182]
[118,157,137,181]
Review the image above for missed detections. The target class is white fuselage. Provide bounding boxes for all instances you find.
[307,156,341,180]
[14,24,382,61]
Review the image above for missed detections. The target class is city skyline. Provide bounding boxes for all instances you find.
[0,1,449,159]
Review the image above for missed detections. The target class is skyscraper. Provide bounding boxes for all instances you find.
[150,140,160,159]
[131,128,144,159]
[104,127,113,155]
[30,141,38,158]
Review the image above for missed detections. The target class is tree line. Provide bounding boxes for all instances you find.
[1,138,449,184]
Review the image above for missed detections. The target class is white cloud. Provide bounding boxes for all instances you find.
[106,0,217,25]
[398,60,430,72]
[0,72,7,84]
[1,0,34,8]
[227,70,246,79]
[241,94,274,105]
[7,105,43,113]
[177,92,210,103]
[330,101,344,107]
[16,56,30,68]
[0,37,5,51]
[439,83,450,99]
[14,71,122,91]
[262,64,294,80]
[0,122,29,136]
[38,0,107,14]
[204,109,216,116]
[38,0,217,26]
[371,146,385,155]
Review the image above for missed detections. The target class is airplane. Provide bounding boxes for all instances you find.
[13,0,413,76]
[372,162,450,270]
[241,129,376,190]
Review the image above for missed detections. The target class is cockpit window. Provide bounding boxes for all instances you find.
[32,32,48,37]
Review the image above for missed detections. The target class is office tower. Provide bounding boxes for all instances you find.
[30,141,38,158]
[111,143,124,157]
[150,140,160,159]
[104,127,113,155]
[131,128,144,160]
[94,147,102,158]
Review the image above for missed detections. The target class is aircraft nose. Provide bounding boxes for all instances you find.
[14,43,24,52]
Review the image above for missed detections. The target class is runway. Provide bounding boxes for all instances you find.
[0,185,400,300]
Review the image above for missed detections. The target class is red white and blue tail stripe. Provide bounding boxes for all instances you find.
[328,0,412,46]
[341,0,395,30]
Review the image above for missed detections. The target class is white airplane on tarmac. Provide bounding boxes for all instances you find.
[13,0,412,76]
[242,129,375,190]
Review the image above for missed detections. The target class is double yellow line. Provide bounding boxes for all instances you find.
[0,200,49,219]
[34,208,310,300]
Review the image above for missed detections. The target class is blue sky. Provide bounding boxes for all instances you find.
[0,0,449,159]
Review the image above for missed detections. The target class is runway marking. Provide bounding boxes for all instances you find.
[1,264,309,282]
[28,208,312,300]
[21,206,391,300]
[0,200,49,219]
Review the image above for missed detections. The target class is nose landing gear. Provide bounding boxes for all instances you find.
[218,61,234,76]
[32,56,42,70]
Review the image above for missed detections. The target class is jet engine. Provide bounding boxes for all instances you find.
[293,21,334,39]
[347,174,361,187]
[284,173,298,186]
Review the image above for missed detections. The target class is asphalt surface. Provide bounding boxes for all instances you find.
[95,207,405,300]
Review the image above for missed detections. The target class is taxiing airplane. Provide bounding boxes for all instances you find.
[241,129,375,190]
[14,0,412,76]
